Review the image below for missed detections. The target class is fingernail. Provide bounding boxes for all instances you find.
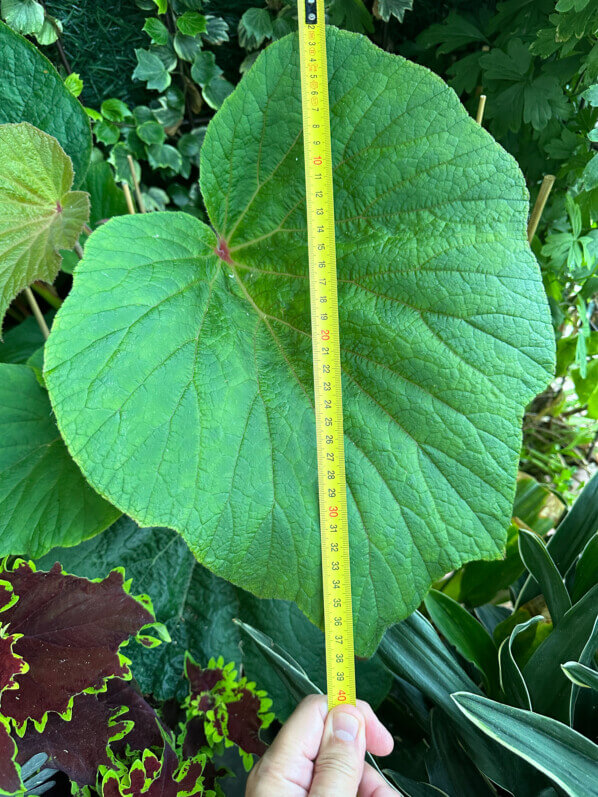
[332,710,360,742]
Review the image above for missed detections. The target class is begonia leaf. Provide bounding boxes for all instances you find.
[0,124,89,328]
[0,560,154,728]
[0,363,120,557]
[44,28,554,656]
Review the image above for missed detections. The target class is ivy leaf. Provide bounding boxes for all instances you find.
[238,7,273,50]
[176,11,206,36]
[328,0,374,34]
[44,29,554,656]
[373,0,414,23]
[132,48,171,92]
[0,560,154,728]
[82,160,129,227]
[0,363,120,557]
[1,0,44,35]
[0,123,89,328]
[0,22,92,184]
[143,17,170,45]
[204,15,229,45]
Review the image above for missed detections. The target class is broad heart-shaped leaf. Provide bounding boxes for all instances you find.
[38,517,392,717]
[0,22,91,185]
[44,28,555,656]
[0,124,89,328]
[0,363,120,557]
[0,559,154,728]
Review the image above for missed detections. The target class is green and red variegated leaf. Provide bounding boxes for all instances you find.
[102,678,164,756]
[16,692,129,786]
[0,717,22,794]
[0,560,154,727]
[100,742,206,797]
[0,628,27,695]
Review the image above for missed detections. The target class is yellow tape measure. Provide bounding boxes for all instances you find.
[298,0,356,710]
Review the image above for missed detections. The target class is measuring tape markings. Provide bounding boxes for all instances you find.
[298,0,357,709]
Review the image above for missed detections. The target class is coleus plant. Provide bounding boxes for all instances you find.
[41,25,555,655]
[0,560,272,795]
[0,21,556,655]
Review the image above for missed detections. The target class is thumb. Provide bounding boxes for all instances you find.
[309,705,366,796]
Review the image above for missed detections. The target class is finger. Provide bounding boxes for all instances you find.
[356,700,394,757]
[358,762,399,797]
[247,694,327,794]
[309,704,366,796]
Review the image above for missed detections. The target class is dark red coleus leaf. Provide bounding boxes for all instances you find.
[0,719,21,794]
[16,692,125,786]
[185,659,224,698]
[226,688,267,756]
[101,742,206,797]
[0,561,154,726]
[0,630,26,694]
[102,678,164,756]
[181,715,208,759]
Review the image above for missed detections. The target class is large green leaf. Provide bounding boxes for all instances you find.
[38,518,391,715]
[0,123,89,327]
[44,28,554,655]
[0,21,91,184]
[452,692,598,797]
[0,363,120,557]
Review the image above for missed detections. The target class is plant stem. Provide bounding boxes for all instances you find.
[24,288,50,339]
[127,155,146,213]
[74,241,84,258]
[83,223,92,236]
[527,175,555,243]
[122,182,136,214]
[32,283,62,310]
[476,94,487,125]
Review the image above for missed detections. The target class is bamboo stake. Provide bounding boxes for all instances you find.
[527,175,555,243]
[122,182,136,214]
[476,94,487,125]
[24,287,50,339]
[127,155,146,213]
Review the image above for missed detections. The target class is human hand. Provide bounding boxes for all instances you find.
[246,694,397,796]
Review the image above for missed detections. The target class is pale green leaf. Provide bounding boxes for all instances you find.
[0,363,120,558]
[176,10,206,36]
[1,0,44,35]
[64,72,83,98]
[44,29,554,656]
[34,15,61,45]
[0,123,89,328]
[0,22,91,184]
[143,17,169,45]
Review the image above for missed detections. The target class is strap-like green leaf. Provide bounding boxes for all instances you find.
[518,529,571,624]
[452,691,598,797]
[572,533,598,603]
[498,616,543,709]
[518,470,598,605]
[523,585,598,722]
[424,589,499,695]
[568,617,598,725]
[562,661,598,691]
